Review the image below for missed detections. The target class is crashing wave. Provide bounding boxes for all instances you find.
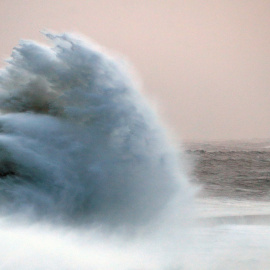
[0,32,191,228]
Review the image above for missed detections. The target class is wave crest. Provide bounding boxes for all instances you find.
[0,32,191,228]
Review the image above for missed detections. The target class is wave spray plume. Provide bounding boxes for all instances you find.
[4,31,266,270]
[0,32,192,229]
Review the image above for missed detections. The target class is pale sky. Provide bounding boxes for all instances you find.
[0,0,270,141]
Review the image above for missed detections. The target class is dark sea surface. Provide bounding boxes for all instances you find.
[179,141,270,269]
[184,140,270,201]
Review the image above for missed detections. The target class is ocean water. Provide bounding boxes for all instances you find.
[0,32,269,269]
[184,141,270,269]
[187,141,270,201]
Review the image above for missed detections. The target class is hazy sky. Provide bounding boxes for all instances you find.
[0,0,269,141]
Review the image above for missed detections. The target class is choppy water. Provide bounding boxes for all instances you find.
[186,141,270,201]
[182,141,270,269]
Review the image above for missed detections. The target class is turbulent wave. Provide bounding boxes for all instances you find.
[0,32,191,228]
[0,32,269,270]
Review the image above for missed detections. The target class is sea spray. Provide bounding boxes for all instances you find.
[2,32,269,270]
[0,32,198,269]
[0,32,193,229]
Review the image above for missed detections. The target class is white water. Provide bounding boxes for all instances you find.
[0,32,269,269]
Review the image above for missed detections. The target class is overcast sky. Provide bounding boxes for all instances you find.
[0,0,269,141]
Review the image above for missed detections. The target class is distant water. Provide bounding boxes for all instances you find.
[181,141,270,269]
[185,140,270,201]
